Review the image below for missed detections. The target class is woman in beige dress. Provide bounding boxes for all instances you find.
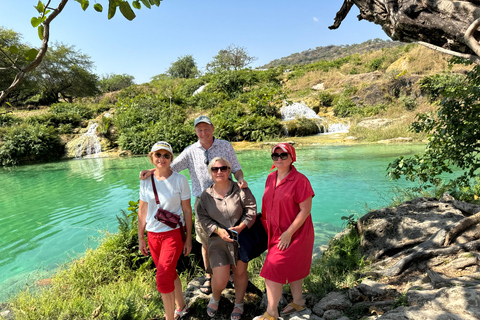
[197,156,257,320]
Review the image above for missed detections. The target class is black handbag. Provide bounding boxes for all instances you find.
[238,213,268,263]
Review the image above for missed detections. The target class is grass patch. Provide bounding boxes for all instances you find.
[304,227,364,296]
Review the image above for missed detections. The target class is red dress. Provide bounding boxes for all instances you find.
[260,166,315,284]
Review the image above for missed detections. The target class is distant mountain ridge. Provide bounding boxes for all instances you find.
[261,38,402,68]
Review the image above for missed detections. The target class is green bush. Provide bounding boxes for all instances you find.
[333,98,358,118]
[318,91,335,107]
[284,118,320,136]
[0,113,23,127]
[50,102,95,119]
[368,57,385,71]
[114,96,196,154]
[419,73,465,101]
[304,228,364,296]
[99,74,135,93]
[0,123,64,165]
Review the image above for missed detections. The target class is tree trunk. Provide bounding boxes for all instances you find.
[331,1,480,63]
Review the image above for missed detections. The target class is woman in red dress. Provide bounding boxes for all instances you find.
[257,143,315,320]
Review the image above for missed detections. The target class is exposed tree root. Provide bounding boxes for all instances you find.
[444,212,480,246]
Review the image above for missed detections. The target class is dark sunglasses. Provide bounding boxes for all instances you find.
[204,150,209,165]
[271,152,289,161]
[154,152,171,159]
[211,166,230,172]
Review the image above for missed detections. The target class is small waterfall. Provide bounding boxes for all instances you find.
[323,122,351,134]
[74,123,102,158]
[193,84,207,96]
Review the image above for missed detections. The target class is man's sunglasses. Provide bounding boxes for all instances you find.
[271,152,289,161]
[211,166,230,172]
[154,153,171,159]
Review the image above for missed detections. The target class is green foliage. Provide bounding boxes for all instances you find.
[304,228,364,295]
[318,91,335,107]
[99,73,135,93]
[400,95,417,111]
[206,44,257,73]
[0,123,64,165]
[333,98,357,118]
[286,56,352,80]
[208,69,259,98]
[285,117,320,136]
[50,102,95,119]
[114,95,196,154]
[33,43,100,104]
[388,60,480,190]
[167,55,199,79]
[418,72,465,102]
[0,113,23,127]
[263,39,402,68]
[367,57,385,71]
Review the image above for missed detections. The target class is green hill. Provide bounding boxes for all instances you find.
[261,38,403,68]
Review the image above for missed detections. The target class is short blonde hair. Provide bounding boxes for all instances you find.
[148,150,173,166]
[207,156,231,178]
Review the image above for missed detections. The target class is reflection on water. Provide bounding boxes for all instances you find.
[0,144,427,300]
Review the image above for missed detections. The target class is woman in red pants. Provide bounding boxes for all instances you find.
[138,141,193,320]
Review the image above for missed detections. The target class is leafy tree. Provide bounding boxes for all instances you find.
[0,0,162,104]
[388,59,480,191]
[0,28,41,105]
[99,73,135,93]
[32,43,99,104]
[167,55,199,79]
[206,44,257,73]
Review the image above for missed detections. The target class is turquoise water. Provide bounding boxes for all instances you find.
[0,143,426,300]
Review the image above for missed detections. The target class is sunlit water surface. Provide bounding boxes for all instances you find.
[0,144,426,300]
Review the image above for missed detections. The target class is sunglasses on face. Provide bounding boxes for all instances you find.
[154,153,171,159]
[211,166,230,172]
[204,150,209,165]
[271,152,289,161]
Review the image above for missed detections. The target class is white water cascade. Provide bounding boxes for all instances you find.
[74,123,102,158]
[280,101,351,135]
[322,122,351,135]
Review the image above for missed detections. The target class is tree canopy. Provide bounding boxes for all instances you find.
[206,44,257,73]
[167,55,199,79]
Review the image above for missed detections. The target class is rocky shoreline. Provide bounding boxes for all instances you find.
[174,194,480,320]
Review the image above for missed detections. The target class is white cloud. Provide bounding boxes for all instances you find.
[313,17,319,22]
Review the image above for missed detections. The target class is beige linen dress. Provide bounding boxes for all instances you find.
[197,181,257,268]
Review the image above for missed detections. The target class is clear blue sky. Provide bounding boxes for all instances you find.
[1,0,391,84]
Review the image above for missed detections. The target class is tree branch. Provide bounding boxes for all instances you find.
[0,0,69,104]
[465,17,480,58]
[329,0,355,30]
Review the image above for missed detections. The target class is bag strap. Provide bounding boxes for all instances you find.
[150,174,160,205]
[151,174,184,228]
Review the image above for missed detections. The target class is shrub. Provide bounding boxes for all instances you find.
[50,102,95,119]
[0,113,23,127]
[99,74,135,93]
[419,73,465,101]
[0,123,64,165]
[284,118,320,136]
[318,91,335,107]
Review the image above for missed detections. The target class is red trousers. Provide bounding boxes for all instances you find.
[147,229,183,293]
